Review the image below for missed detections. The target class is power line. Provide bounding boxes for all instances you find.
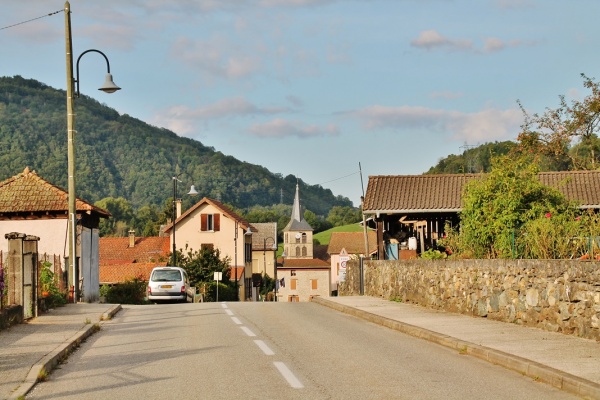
[0,9,63,31]
[317,171,360,186]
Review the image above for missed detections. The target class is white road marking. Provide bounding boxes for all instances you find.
[225,309,234,316]
[231,317,242,325]
[241,326,256,337]
[274,362,304,389]
[254,340,274,356]
[221,303,228,309]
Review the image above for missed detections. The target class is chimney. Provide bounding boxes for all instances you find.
[176,199,182,219]
[128,230,135,248]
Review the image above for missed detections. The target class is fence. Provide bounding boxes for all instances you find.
[0,251,65,311]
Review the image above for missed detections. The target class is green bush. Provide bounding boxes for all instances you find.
[105,277,147,304]
[40,261,67,308]
[420,249,447,259]
[201,281,236,302]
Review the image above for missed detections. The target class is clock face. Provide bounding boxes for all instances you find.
[295,233,301,239]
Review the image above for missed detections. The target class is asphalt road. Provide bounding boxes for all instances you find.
[26,302,577,400]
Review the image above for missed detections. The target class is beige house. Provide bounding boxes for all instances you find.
[0,167,110,302]
[278,183,331,301]
[277,258,330,302]
[250,222,278,300]
[163,197,253,301]
[327,230,377,293]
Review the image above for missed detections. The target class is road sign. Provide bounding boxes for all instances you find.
[339,255,350,269]
[214,271,222,281]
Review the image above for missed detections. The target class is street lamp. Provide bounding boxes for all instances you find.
[263,237,276,301]
[279,250,286,302]
[171,175,198,266]
[65,1,120,302]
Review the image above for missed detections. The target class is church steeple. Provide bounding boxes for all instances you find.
[283,180,313,259]
[291,182,302,223]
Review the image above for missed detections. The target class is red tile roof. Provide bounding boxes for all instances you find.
[278,258,329,268]
[364,171,600,213]
[99,263,158,284]
[327,231,378,255]
[99,236,170,265]
[538,171,600,208]
[0,167,110,217]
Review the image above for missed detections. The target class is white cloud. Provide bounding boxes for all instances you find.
[354,105,523,142]
[249,119,340,138]
[171,36,263,80]
[151,97,291,135]
[412,30,529,54]
[411,30,472,51]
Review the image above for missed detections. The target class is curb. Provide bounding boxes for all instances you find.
[9,304,122,400]
[312,297,600,400]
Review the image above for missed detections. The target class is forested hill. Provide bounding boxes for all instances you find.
[0,76,352,215]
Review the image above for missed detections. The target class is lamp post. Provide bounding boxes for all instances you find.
[263,237,276,301]
[65,1,120,302]
[234,221,238,301]
[279,250,286,302]
[171,175,198,266]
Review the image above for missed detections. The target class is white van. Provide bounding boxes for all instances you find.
[147,266,190,302]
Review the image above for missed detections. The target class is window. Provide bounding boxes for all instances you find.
[290,279,297,290]
[288,295,299,302]
[295,247,300,257]
[201,213,220,231]
[302,246,307,257]
[301,233,307,243]
[244,242,252,263]
[201,243,214,251]
[311,279,318,290]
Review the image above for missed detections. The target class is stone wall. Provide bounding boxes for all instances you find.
[338,259,600,341]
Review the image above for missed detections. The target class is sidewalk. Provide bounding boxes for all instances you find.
[313,296,600,400]
[0,303,121,400]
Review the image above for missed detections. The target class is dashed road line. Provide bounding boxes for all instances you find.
[254,340,274,356]
[225,309,234,316]
[241,326,256,337]
[231,317,242,325]
[274,361,304,389]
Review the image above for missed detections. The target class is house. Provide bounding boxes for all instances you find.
[250,222,278,299]
[163,197,254,301]
[99,230,170,284]
[327,230,377,293]
[0,167,110,302]
[277,183,331,301]
[362,171,600,259]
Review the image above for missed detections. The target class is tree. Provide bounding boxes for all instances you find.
[179,246,231,287]
[455,155,572,258]
[95,197,134,237]
[518,74,600,170]
[326,206,362,227]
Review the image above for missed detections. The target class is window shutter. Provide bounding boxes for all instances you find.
[201,213,207,231]
[214,214,221,231]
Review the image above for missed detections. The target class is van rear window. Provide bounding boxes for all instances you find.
[151,270,182,282]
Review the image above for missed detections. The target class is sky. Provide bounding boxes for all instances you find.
[2,0,600,207]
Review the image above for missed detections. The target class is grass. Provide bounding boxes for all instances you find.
[313,223,364,246]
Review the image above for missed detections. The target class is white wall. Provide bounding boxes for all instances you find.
[0,219,68,256]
